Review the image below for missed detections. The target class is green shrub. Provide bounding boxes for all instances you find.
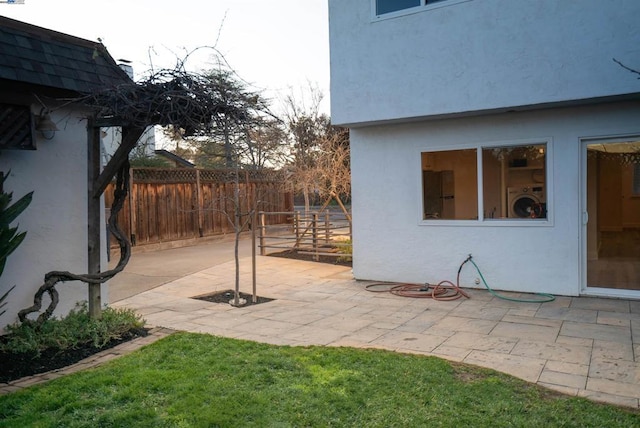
[0,303,145,357]
[336,239,352,263]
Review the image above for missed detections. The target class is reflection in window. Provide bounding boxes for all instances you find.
[421,143,548,221]
[376,0,420,15]
[421,149,477,220]
[482,144,547,219]
[376,0,450,15]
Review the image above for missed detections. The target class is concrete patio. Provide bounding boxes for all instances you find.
[110,254,640,409]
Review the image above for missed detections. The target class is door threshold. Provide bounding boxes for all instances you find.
[582,287,640,300]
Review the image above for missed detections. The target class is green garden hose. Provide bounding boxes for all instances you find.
[466,254,555,303]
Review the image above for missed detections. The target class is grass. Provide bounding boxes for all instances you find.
[335,238,352,263]
[0,332,638,427]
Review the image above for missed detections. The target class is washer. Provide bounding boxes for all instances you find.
[507,184,546,218]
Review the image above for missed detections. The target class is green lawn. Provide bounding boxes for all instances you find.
[0,332,638,427]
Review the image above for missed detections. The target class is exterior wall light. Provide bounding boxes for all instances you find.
[35,110,59,140]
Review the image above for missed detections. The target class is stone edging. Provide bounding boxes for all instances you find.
[0,326,176,395]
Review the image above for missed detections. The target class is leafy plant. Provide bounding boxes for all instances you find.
[0,171,33,316]
[0,303,145,357]
[0,172,33,275]
[336,238,352,263]
[0,285,15,318]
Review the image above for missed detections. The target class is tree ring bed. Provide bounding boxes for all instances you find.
[193,290,275,307]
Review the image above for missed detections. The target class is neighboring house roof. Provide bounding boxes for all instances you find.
[0,15,130,94]
[154,149,196,168]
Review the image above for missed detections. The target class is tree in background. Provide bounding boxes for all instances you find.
[282,84,331,211]
[162,68,286,171]
[282,84,351,213]
[315,125,350,211]
[240,117,288,170]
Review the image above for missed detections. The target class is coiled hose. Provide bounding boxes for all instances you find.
[365,256,472,301]
[365,254,555,303]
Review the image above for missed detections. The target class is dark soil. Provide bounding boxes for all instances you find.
[193,290,275,307]
[0,327,149,384]
[268,249,352,267]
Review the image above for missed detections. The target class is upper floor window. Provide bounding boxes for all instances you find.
[375,0,451,17]
[633,163,640,196]
[376,0,419,15]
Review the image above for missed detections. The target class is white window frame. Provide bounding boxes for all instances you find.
[418,138,553,227]
[633,163,640,196]
[372,0,473,21]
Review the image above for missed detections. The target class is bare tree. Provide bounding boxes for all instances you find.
[181,68,281,306]
[240,118,288,169]
[153,68,290,306]
[282,84,331,212]
[315,126,351,214]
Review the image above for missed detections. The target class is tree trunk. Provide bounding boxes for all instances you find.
[233,171,241,306]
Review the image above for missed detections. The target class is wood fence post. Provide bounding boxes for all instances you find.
[128,167,136,246]
[195,169,203,237]
[294,211,301,248]
[325,211,331,243]
[251,208,257,303]
[312,212,319,261]
[87,119,102,319]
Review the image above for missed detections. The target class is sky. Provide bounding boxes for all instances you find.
[0,0,331,115]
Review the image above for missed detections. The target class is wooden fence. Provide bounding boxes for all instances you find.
[258,209,352,260]
[104,168,293,247]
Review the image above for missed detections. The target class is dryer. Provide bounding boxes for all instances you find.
[507,184,546,218]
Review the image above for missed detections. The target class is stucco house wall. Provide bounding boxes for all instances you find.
[330,0,640,125]
[350,101,640,296]
[101,126,156,166]
[0,106,109,327]
[0,16,130,330]
[330,0,640,297]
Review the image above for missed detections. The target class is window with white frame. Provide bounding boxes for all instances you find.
[376,0,454,17]
[421,143,548,221]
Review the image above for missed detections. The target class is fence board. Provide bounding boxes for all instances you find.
[104,168,291,248]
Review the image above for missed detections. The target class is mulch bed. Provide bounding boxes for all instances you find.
[0,327,149,384]
[268,249,352,267]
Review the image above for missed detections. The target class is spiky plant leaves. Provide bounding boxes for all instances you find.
[0,171,33,316]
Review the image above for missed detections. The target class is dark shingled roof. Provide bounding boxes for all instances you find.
[0,15,131,94]
[154,149,196,168]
